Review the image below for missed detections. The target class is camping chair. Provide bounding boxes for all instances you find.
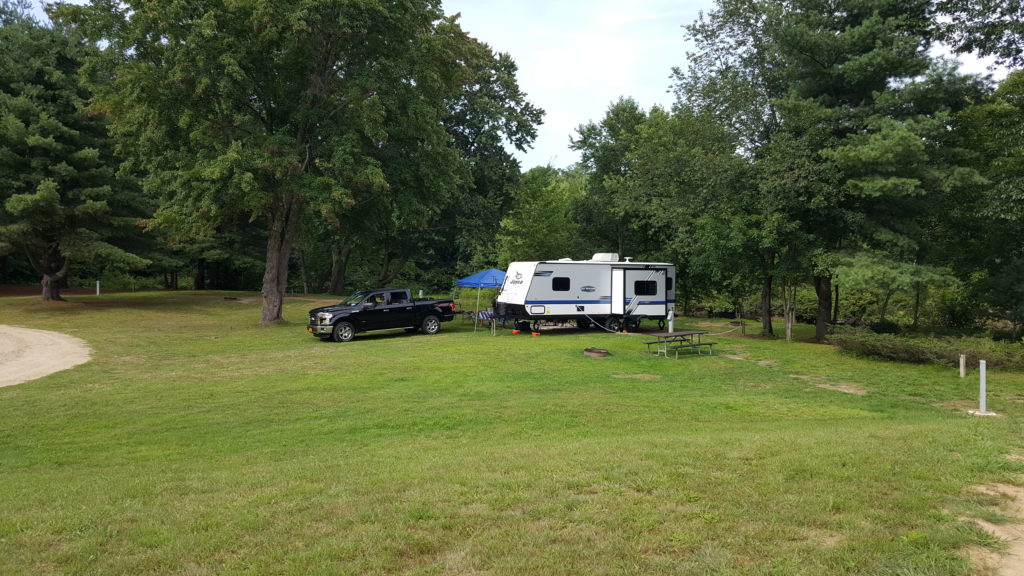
[476,309,498,335]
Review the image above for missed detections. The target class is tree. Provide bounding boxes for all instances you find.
[954,70,1024,335]
[0,0,148,300]
[675,0,983,341]
[935,0,1024,68]
[438,50,544,276]
[57,0,513,323]
[619,106,750,318]
[570,98,650,257]
[495,166,585,265]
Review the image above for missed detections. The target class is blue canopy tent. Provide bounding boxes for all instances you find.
[455,268,506,331]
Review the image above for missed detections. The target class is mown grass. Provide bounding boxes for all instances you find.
[1,291,1023,575]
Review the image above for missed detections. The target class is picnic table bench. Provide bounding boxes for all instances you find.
[645,330,716,358]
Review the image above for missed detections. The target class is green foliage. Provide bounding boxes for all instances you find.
[496,166,584,265]
[935,0,1024,67]
[0,5,149,298]
[832,329,1024,369]
[570,97,650,255]
[55,0,541,319]
[953,71,1024,331]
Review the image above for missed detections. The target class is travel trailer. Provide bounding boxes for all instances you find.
[493,253,676,331]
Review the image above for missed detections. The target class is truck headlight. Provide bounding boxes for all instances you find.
[317,312,333,324]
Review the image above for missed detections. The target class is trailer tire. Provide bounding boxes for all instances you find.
[421,315,441,335]
[332,321,355,343]
[605,317,622,332]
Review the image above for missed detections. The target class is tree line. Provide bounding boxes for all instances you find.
[501,0,1024,342]
[1,0,1022,339]
[0,0,542,323]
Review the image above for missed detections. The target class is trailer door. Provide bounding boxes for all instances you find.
[611,268,626,314]
[614,268,669,318]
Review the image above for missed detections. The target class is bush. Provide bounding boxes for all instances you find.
[831,329,1024,370]
[869,319,902,334]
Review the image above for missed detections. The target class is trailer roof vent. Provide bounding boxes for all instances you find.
[591,253,619,262]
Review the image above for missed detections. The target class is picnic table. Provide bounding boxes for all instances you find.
[645,330,716,358]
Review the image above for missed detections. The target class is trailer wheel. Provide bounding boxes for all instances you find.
[658,319,666,330]
[605,317,622,332]
[421,315,441,335]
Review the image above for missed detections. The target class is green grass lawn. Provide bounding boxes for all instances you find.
[1,291,1022,575]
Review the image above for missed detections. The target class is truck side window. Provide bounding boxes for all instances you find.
[389,291,407,304]
[635,280,657,296]
[553,277,570,291]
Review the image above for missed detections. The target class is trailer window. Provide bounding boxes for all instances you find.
[667,277,674,292]
[552,277,570,291]
[634,280,658,296]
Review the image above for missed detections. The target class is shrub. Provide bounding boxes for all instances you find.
[869,319,902,334]
[831,329,1024,370]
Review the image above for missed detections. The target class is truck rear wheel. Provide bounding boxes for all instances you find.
[421,315,441,335]
[332,321,355,342]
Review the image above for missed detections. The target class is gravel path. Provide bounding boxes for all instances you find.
[0,325,91,387]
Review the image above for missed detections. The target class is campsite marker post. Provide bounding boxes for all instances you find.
[969,360,997,417]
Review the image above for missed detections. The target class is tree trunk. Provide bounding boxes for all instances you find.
[879,290,893,323]
[38,255,68,302]
[376,251,407,287]
[783,282,796,342]
[761,275,774,337]
[195,259,206,290]
[260,191,304,324]
[298,248,309,296]
[813,275,832,343]
[832,284,840,324]
[329,245,352,295]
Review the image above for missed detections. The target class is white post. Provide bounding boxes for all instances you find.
[980,360,987,413]
[668,309,675,333]
[96,281,100,296]
[971,360,997,416]
[960,354,966,378]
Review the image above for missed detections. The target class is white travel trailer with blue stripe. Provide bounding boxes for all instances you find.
[494,253,676,331]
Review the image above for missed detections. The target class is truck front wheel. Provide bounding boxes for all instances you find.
[332,321,355,342]
[421,315,441,335]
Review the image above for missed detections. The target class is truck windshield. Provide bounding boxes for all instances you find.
[341,291,371,306]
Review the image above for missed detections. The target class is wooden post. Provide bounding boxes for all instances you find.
[960,354,966,378]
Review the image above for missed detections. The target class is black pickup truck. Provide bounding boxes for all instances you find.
[307,288,456,342]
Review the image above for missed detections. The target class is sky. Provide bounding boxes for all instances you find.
[441,0,708,169]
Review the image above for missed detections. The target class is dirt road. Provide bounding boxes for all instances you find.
[0,325,91,387]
